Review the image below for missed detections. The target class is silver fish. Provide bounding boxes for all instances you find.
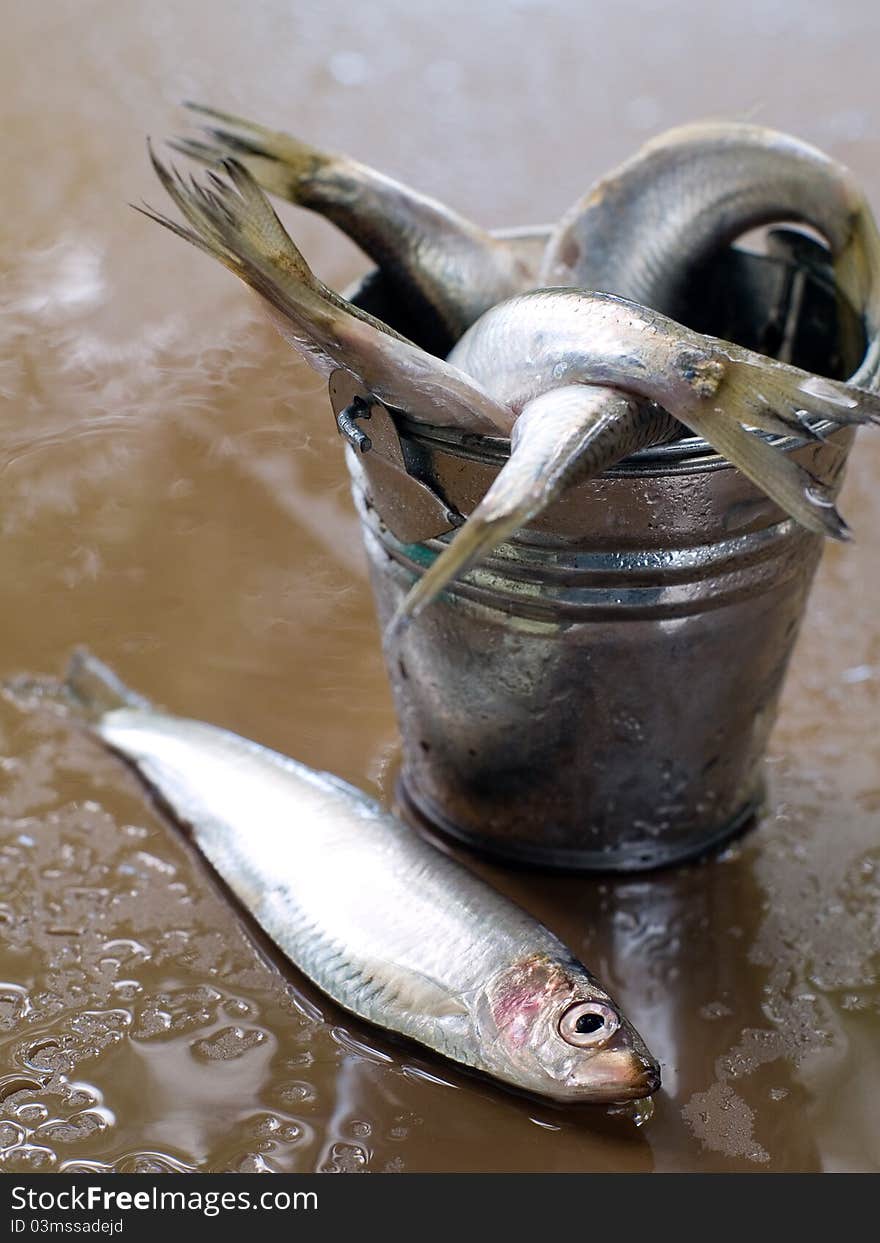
[542,121,880,376]
[23,650,661,1105]
[144,130,879,632]
[393,286,880,626]
[450,291,880,461]
[396,124,880,624]
[397,386,675,625]
[173,103,534,351]
[140,149,514,436]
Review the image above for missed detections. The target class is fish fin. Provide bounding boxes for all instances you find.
[142,144,411,352]
[144,146,510,434]
[131,200,235,268]
[145,139,319,287]
[388,509,524,642]
[178,103,332,204]
[718,352,880,435]
[680,405,851,540]
[369,960,470,1019]
[64,649,151,718]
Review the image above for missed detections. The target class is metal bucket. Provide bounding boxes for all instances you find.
[334,229,869,872]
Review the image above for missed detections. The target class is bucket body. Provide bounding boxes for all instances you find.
[342,232,865,871]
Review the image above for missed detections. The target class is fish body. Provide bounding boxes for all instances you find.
[397,385,674,624]
[449,289,878,527]
[448,288,870,427]
[175,104,534,350]
[394,124,880,624]
[392,285,879,625]
[542,122,880,377]
[47,651,659,1105]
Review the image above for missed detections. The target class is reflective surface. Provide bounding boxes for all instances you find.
[1,0,879,1172]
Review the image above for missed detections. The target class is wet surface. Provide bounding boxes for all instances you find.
[2,1,879,1172]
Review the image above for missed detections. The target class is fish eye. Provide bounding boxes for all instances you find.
[558,1001,619,1048]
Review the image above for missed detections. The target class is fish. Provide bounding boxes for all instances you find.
[144,131,879,632]
[541,122,880,386]
[173,102,535,352]
[139,149,515,436]
[448,291,880,464]
[392,287,880,627]
[397,386,676,625]
[10,649,661,1105]
[394,123,880,626]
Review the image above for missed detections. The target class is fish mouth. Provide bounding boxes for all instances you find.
[617,1058,662,1102]
[562,1050,662,1104]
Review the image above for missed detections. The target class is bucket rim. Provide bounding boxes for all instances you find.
[391,410,839,477]
[348,223,859,474]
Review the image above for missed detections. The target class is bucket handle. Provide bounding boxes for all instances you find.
[328,370,463,544]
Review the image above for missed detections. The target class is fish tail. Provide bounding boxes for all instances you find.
[142,145,510,434]
[718,352,880,439]
[139,144,403,359]
[389,507,527,640]
[177,103,331,204]
[63,649,150,719]
[2,650,149,724]
[388,386,667,635]
[682,401,851,540]
[143,139,318,287]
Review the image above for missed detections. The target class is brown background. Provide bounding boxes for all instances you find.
[0,0,878,1172]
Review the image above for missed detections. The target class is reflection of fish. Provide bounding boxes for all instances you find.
[139,150,513,435]
[27,649,660,1105]
[393,287,880,626]
[174,103,533,351]
[542,122,880,377]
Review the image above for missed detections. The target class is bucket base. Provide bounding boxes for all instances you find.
[397,775,764,874]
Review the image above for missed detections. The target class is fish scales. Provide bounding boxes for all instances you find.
[542,121,880,340]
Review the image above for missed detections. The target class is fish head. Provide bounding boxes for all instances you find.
[475,953,660,1104]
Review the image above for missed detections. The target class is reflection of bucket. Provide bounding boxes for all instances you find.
[341,231,869,872]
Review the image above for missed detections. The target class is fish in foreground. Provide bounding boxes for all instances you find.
[173,102,535,351]
[394,286,880,626]
[15,650,660,1105]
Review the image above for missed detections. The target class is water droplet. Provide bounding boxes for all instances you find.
[0,1143,58,1171]
[33,1109,108,1144]
[16,1102,49,1125]
[320,1142,368,1173]
[190,1026,267,1062]
[229,1151,277,1174]
[0,1121,25,1149]
[279,1080,317,1107]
